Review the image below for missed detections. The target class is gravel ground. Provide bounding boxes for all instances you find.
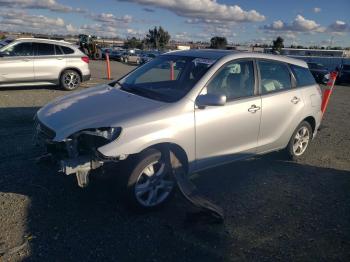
[0,61,349,261]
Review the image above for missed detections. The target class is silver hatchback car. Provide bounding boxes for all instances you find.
[0,38,91,90]
[35,50,322,209]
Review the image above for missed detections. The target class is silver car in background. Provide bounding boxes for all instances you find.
[0,38,91,90]
[35,50,322,209]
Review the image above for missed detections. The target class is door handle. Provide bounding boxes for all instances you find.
[248,104,261,113]
[22,58,31,62]
[291,96,301,104]
[56,57,64,60]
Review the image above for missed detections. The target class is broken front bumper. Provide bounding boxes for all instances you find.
[34,119,113,188]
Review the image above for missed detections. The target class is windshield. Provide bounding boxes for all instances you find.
[119,55,216,102]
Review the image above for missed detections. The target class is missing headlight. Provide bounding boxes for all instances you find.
[73,127,122,155]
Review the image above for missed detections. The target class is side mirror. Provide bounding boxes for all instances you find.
[196,93,226,108]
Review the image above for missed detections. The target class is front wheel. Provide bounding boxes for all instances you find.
[286,121,312,160]
[60,70,81,91]
[125,149,175,210]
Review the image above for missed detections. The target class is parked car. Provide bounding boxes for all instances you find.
[121,52,141,64]
[336,64,350,84]
[101,48,112,59]
[307,62,330,84]
[109,50,125,61]
[140,52,159,64]
[0,38,90,90]
[0,38,14,48]
[35,50,322,210]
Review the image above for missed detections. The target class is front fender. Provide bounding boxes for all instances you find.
[97,112,195,163]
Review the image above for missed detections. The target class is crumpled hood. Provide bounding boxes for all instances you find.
[37,84,165,141]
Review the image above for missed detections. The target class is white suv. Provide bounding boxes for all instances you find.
[0,38,91,90]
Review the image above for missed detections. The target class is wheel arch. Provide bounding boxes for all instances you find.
[302,116,316,134]
[140,142,189,173]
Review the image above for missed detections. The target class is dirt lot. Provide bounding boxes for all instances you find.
[0,60,349,261]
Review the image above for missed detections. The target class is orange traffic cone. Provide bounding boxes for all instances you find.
[106,52,111,80]
[321,71,338,116]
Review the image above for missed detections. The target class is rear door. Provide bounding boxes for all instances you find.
[256,59,304,153]
[0,42,34,83]
[33,43,66,82]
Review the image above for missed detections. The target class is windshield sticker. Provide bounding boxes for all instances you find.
[192,58,216,66]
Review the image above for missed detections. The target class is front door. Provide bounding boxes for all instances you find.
[195,59,261,171]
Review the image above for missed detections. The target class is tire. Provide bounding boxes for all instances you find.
[60,70,81,91]
[124,148,175,210]
[286,121,312,160]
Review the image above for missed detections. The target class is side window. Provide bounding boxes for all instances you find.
[61,46,74,54]
[206,60,255,101]
[290,64,316,87]
[2,42,33,56]
[258,60,291,94]
[55,45,64,55]
[35,43,55,56]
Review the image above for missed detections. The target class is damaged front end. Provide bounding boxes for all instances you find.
[34,118,122,188]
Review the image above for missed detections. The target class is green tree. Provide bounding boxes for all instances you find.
[210,36,227,49]
[125,37,142,49]
[145,26,170,49]
[272,36,284,53]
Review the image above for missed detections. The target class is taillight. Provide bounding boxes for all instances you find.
[81,56,89,63]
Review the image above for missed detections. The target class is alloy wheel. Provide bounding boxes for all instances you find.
[292,126,310,156]
[64,72,79,90]
[134,160,174,207]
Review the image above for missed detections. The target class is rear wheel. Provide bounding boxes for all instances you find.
[125,149,175,210]
[286,121,312,160]
[60,70,81,91]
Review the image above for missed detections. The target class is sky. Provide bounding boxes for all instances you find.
[0,0,350,47]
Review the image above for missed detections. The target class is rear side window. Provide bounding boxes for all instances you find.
[290,64,316,87]
[61,46,74,54]
[35,43,55,56]
[258,60,291,94]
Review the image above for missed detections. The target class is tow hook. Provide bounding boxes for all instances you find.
[60,157,103,188]
[76,170,90,188]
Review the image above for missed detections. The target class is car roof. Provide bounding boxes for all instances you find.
[163,49,308,68]
[165,49,236,60]
[15,38,75,47]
